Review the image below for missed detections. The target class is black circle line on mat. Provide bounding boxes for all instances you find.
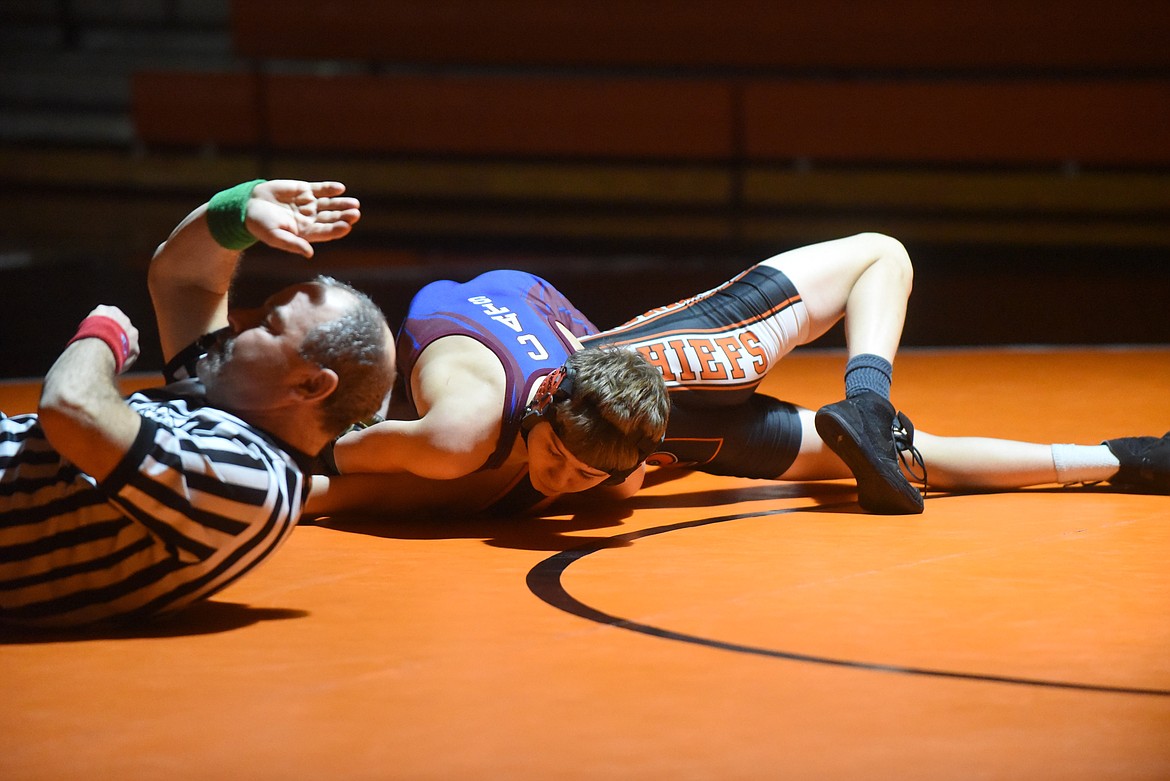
[525,506,1170,698]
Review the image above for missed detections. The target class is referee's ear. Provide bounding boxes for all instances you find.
[297,367,340,404]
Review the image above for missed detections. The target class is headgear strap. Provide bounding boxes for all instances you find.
[520,365,575,436]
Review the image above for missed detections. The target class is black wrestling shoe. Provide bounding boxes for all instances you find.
[815,391,926,514]
[1103,432,1170,493]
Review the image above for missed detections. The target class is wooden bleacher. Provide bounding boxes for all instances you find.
[3,1,1168,260]
[133,71,1170,166]
[228,0,1170,72]
[4,1,1170,382]
[122,1,1170,252]
[126,64,1170,251]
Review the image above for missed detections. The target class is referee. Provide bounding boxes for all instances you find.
[0,180,395,628]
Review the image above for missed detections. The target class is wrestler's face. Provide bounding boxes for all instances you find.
[526,420,611,496]
[199,281,350,413]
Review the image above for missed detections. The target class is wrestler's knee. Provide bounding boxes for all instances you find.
[860,232,913,282]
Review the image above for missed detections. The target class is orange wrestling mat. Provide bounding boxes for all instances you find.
[3,347,1168,780]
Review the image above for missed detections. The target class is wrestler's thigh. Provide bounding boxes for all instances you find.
[760,233,906,338]
[655,395,804,478]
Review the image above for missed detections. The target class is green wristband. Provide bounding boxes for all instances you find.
[206,179,266,250]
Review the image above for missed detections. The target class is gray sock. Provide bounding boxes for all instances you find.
[844,353,893,399]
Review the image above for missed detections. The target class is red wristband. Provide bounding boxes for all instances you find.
[68,315,131,373]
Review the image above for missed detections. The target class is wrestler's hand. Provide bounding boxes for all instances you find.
[245,180,362,259]
[83,304,142,373]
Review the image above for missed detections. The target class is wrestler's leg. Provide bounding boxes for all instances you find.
[657,397,857,481]
[910,432,1130,491]
[750,411,1056,486]
[659,399,1148,495]
[775,409,855,481]
[656,402,1057,486]
[779,416,1127,491]
[596,233,911,391]
[754,234,925,512]
[759,232,912,360]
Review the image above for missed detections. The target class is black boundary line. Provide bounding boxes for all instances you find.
[526,506,1170,698]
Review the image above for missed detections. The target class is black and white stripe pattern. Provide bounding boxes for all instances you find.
[1,382,305,627]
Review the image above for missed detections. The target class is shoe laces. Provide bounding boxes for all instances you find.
[892,411,928,495]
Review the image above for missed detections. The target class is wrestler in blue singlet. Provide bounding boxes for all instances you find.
[398,265,809,514]
[396,270,598,471]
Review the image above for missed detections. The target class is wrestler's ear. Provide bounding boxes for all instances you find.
[297,367,339,403]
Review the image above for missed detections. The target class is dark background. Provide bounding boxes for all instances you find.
[2,0,1168,379]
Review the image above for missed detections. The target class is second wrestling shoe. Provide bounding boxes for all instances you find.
[815,391,926,514]
[1103,432,1170,493]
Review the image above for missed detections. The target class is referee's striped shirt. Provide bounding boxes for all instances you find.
[0,349,309,628]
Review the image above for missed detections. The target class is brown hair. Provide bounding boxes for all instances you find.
[552,346,669,475]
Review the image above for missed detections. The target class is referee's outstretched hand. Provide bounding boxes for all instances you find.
[244,180,362,259]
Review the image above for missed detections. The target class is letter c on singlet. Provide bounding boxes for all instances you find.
[517,334,549,361]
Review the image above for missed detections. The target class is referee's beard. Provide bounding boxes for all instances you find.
[196,329,237,405]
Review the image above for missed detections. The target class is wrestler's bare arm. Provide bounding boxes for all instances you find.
[307,448,531,519]
[332,336,509,479]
